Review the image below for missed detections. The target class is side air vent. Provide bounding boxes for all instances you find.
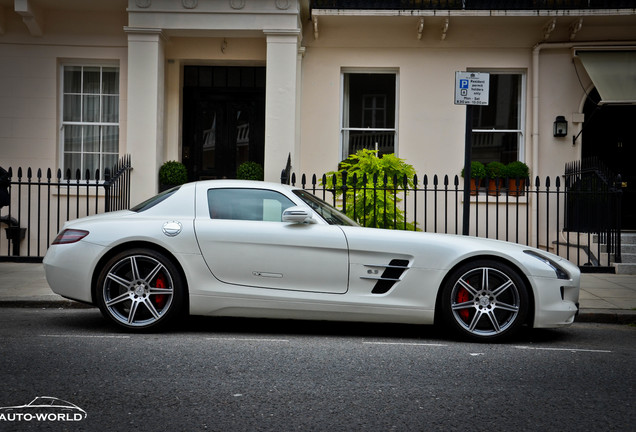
[361,259,411,294]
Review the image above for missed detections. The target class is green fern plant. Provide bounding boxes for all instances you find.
[323,149,417,230]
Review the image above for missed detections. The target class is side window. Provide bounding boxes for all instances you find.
[207,188,294,222]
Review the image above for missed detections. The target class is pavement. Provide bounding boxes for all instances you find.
[0,262,635,324]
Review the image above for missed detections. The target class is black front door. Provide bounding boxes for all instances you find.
[182,66,265,180]
[582,89,636,230]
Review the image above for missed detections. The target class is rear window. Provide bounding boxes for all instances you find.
[131,187,180,213]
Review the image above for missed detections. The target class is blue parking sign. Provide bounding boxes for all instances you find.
[460,79,469,89]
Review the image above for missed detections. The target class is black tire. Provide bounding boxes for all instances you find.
[440,260,528,342]
[95,248,185,331]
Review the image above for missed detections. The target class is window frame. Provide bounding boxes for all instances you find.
[340,68,399,161]
[59,61,120,180]
[469,70,527,164]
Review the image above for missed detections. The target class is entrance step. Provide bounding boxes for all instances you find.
[621,233,636,244]
[614,233,636,274]
[614,262,636,275]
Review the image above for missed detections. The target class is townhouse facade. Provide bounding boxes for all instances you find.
[1,1,635,252]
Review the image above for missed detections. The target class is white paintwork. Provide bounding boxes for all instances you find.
[43,180,580,332]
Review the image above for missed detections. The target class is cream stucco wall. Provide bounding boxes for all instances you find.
[0,8,127,174]
[298,17,592,182]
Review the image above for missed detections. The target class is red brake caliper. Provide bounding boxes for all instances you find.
[154,273,167,309]
[457,285,470,323]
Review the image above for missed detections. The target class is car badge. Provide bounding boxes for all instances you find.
[162,221,182,237]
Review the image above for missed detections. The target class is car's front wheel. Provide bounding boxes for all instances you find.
[95,249,185,331]
[440,260,529,342]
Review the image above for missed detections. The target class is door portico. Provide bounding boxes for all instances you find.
[125,0,304,203]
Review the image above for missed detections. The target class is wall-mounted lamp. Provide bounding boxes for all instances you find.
[553,116,568,137]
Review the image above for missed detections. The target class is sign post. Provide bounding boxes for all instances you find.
[454,72,489,235]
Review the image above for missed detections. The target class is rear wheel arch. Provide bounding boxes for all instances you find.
[91,241,189,315]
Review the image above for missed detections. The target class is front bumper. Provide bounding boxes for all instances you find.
[532,276,580,328]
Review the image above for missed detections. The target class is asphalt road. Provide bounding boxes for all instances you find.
[0,307,634,432]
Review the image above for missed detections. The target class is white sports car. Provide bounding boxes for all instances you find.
[43,180,580,342]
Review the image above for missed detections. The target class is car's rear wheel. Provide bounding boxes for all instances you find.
[440,260,528,342]
[96,249,184,331]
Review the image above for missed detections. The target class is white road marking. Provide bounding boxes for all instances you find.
[206,337,289,343]
[41,334,130,339]
[515,346,612,353]
[363,342,447,347]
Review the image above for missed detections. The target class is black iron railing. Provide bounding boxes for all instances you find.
[0,155,132,261]
[311,1,636,10]
[283,168,622,271]
[564,157,623,266]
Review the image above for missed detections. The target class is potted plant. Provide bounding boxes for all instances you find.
[505,161,530,196]
[236,161,264,181]
[486,161,506,196]
[158,160,188,191]
[461,161,486,195]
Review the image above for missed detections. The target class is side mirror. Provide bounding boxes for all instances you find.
[282,206,316,224]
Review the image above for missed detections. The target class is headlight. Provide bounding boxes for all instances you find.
[524,250,570,280]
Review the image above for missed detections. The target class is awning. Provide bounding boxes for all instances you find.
[575,50,636,105]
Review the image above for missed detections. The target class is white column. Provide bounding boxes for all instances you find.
[264,30,300,182]
[125,28,165,204]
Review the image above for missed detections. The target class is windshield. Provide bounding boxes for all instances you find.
[131,186,180,212]
[292,190,359,226]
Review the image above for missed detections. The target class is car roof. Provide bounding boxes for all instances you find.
[191,179,300,193]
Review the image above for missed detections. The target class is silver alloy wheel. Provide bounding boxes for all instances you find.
[102,254,175,328]
[450,266,521,337]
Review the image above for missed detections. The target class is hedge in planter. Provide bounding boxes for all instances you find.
[159,161,188,191]
[505,161,530,196]
[486,161,506,196]
[461,161,486,195]
[237,161,264,181]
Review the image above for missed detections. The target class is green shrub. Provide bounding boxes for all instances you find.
[461,161,486,179]
[505,161,530,179]
[237,161,264,181]
[159,161,188,186]
[486,161,506,178]
[323,149,417,230]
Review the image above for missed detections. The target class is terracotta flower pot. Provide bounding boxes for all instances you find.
[507,178,525,196]
[470,178,481,195]
[487,178,503,196]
